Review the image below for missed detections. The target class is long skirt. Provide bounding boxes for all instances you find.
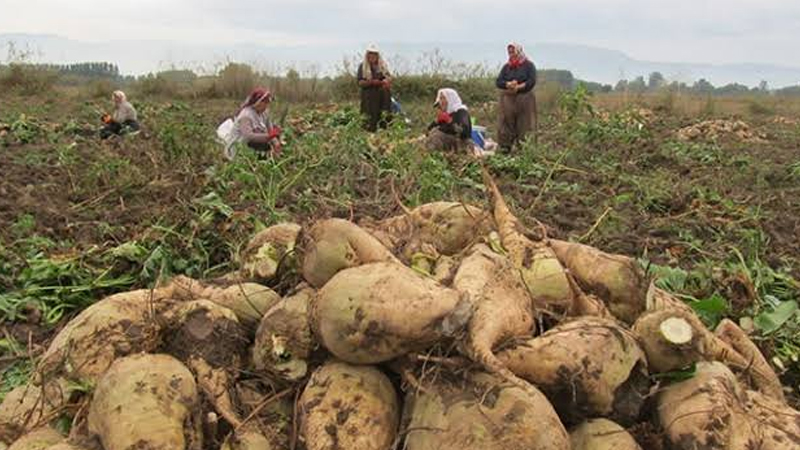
[497,90,537,149]
[100,119,141,139]
[361,87,392,132]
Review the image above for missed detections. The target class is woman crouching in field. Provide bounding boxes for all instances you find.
[425,88,474,152]
[100,90,140,139]
[233,87,282,157]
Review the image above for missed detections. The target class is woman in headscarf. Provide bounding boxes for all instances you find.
[100,90,140,139]
[232,87,282,157]
[495,42,538,150]
[357,44,392,132]
[425,88,473,152]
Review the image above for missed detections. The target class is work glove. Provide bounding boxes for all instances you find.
[267,126,282,140]
[436,111,452,124]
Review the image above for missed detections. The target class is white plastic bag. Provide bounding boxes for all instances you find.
[216,118,238,160]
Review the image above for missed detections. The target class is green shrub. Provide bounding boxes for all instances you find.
[0,63,59,95]
[204,62,260,98]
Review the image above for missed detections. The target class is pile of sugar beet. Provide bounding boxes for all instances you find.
[2,171,798,450]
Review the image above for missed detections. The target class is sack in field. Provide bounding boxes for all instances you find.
[216,118,238,160]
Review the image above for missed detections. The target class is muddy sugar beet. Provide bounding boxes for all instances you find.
[88,354,202,450]
[498,317,649,424]
[253,286,316,381]
[403,371,570,450]
[238,222,302,284]
[658,362,800,450]
[453,244,535,389]
[313,261,472,364]
[362,201,493,260]
[549,239,649,323]
[299,361,399,450]
[300,218,398,288]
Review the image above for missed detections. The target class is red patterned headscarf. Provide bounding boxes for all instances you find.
[507,42,528,69]
[238,87,272,114]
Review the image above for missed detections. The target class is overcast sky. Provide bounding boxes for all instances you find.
[1,0,799,66]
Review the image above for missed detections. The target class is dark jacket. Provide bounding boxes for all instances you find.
[357,64,388,87]
[428,109,472,140]
[495,60,537,93]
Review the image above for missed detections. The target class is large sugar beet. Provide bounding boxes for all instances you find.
[167,276,281,327]
[364,202,493,258]
[714,318,785,402]
[0,379,70,444]
[657,362,800,450]
[253,286,315,381]
[453,244,534,386]
[403,372,570,450]
[569,419,642,450]
[498,317,648,423]
[550,240,648,323]
[239,222,301,284]
[88,354,201,450]
[313,262,471,364]
[632,306,784,402]
[299,361,399,450]
[301,219,398,288]
[37,289,172,383]
[6,427,62,450]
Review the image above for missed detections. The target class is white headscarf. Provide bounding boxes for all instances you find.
[436,88,467,114]
[361,44,390,81]
[112,90,127,102]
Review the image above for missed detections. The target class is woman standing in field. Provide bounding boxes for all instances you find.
[425,88,474,152]
[232,87,282,157]
[357,44,393,132]
[495,43,537,150]
[100,90,140,139]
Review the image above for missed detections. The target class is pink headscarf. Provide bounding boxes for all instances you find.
[238,87,272,115]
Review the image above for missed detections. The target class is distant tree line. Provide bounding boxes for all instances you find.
[536,69,614,93]
[535,69,800,96]
[3,58,800,99]
[44,62,121,79]
[10,61,124,80]
[612,72,778,96]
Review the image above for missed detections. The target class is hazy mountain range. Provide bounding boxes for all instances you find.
[3,33,800,88]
